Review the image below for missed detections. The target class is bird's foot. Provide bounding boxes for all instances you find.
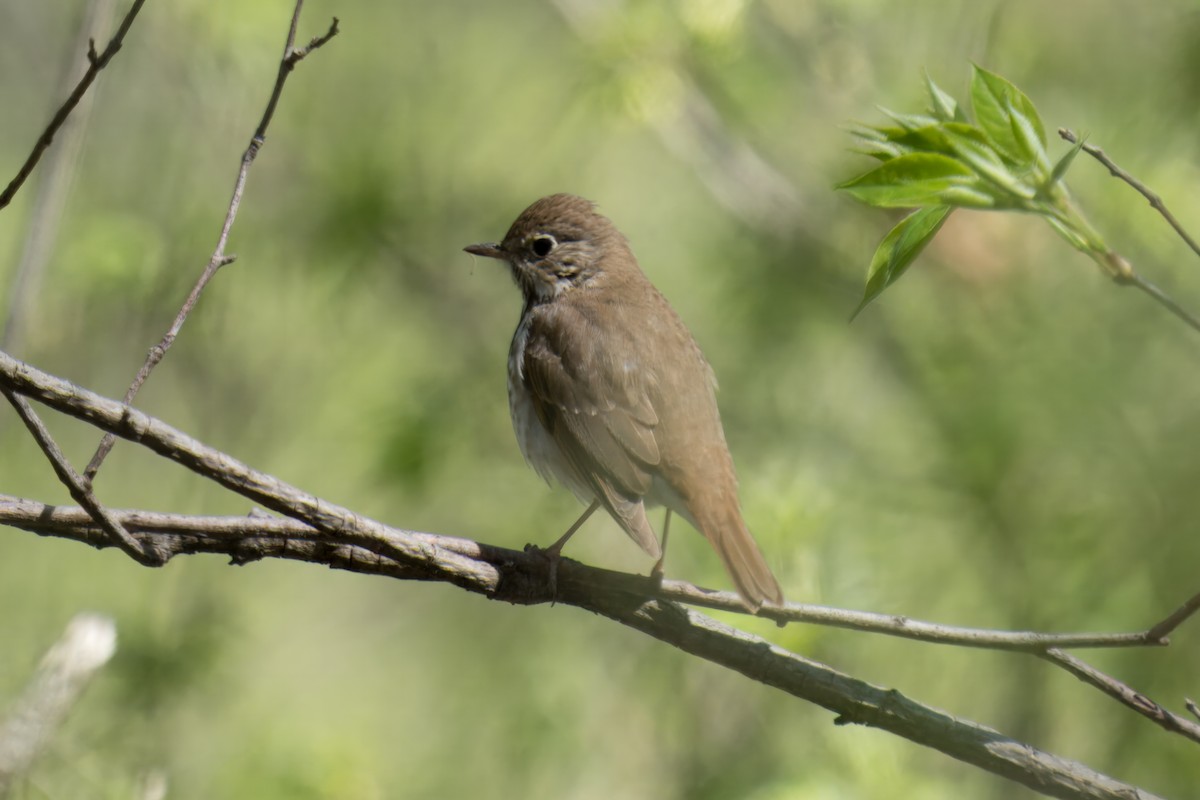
[523,542,564,605]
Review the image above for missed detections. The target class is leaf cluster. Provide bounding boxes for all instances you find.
[840,66,1098,316]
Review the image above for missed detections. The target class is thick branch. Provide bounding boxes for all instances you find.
[0,496,1176,652]
[0,495,1162,800]
[0,351,1186,649]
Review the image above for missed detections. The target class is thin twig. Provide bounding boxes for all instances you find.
[2,0,117,354]
[1,389,156,565]
[662,580,1168,651]
[81,4,339,484]
[1145,590,1200,641]
[1058,128,1200,262]
[1043,648,1200,745]
[0,496,1166,800]
[1187,698,1200,722]
[0,0,147,210]
[1127,272,1200,334]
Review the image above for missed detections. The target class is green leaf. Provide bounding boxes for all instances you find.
[838,153,997,208]
[924,71,962,122]
[847,123,906,160]
[937,123,1037,200]
[879,107,942,132]
[970,65,1046,168]
[1046,134,1086,188]
[936,185,1004,208]
[852,205,953,319]
[851,141,906,161]
[1043,215,1092,254]
[1006,99,1051,177]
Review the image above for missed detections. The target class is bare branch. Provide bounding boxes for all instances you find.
[2,389,156,564]
[1124,271,1200,334]
[1043,648,1200,745]
[664,581,1167,651]
[0,614,117,792]
[0,352,1182,648]
[0,349,1189,793]
[2,0,117,354]
[1146,590,1200,641]
[0,495,1175,655]
[0,495,1167,800]
[1058,128,1200,262]
[0,0,147,210]
[81,1,340,483]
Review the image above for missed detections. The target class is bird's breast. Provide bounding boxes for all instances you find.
[507,313,593,504]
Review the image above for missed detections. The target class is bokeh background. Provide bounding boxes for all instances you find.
[2,0,1199,797]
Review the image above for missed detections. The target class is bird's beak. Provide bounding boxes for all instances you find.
[464,242,505,259]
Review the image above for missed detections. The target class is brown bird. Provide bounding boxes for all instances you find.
[465,194,784,608]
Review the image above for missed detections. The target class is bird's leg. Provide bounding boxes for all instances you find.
[650,509,672,589]
[547,499,600,556]
[540,499,600,598]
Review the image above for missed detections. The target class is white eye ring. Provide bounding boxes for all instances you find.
[530,235,557,258]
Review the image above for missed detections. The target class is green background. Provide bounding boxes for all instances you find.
[2,0,1198,797]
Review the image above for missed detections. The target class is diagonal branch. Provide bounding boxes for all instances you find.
[0,0,147,210]
[1146,590,1200,641]
[0,353,1187,650]
[0,340,1186,793]
[1,389,155,564]
[0,495,1165,800]
[2,0,118,355]
[1058,128,1200,262]
[1043,648,1200,745]
[81,3,339,484]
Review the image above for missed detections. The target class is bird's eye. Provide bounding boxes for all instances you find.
[530,235,556,258]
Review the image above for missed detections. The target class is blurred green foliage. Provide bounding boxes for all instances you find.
[2,0,1200,797]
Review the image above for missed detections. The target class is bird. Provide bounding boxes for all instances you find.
[465,193,784,608]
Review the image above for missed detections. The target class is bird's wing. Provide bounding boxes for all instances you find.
[522,305,662,555]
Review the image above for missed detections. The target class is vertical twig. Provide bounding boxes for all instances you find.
[81,3,340,484]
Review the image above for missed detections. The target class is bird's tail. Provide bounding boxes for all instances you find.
[693,496,784,609]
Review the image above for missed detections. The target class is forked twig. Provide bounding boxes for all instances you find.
[0,0,147,210]
[81,2,339,483]
[2,0,117,354]
[1145,590,1200,641]
[1,390,156,564]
